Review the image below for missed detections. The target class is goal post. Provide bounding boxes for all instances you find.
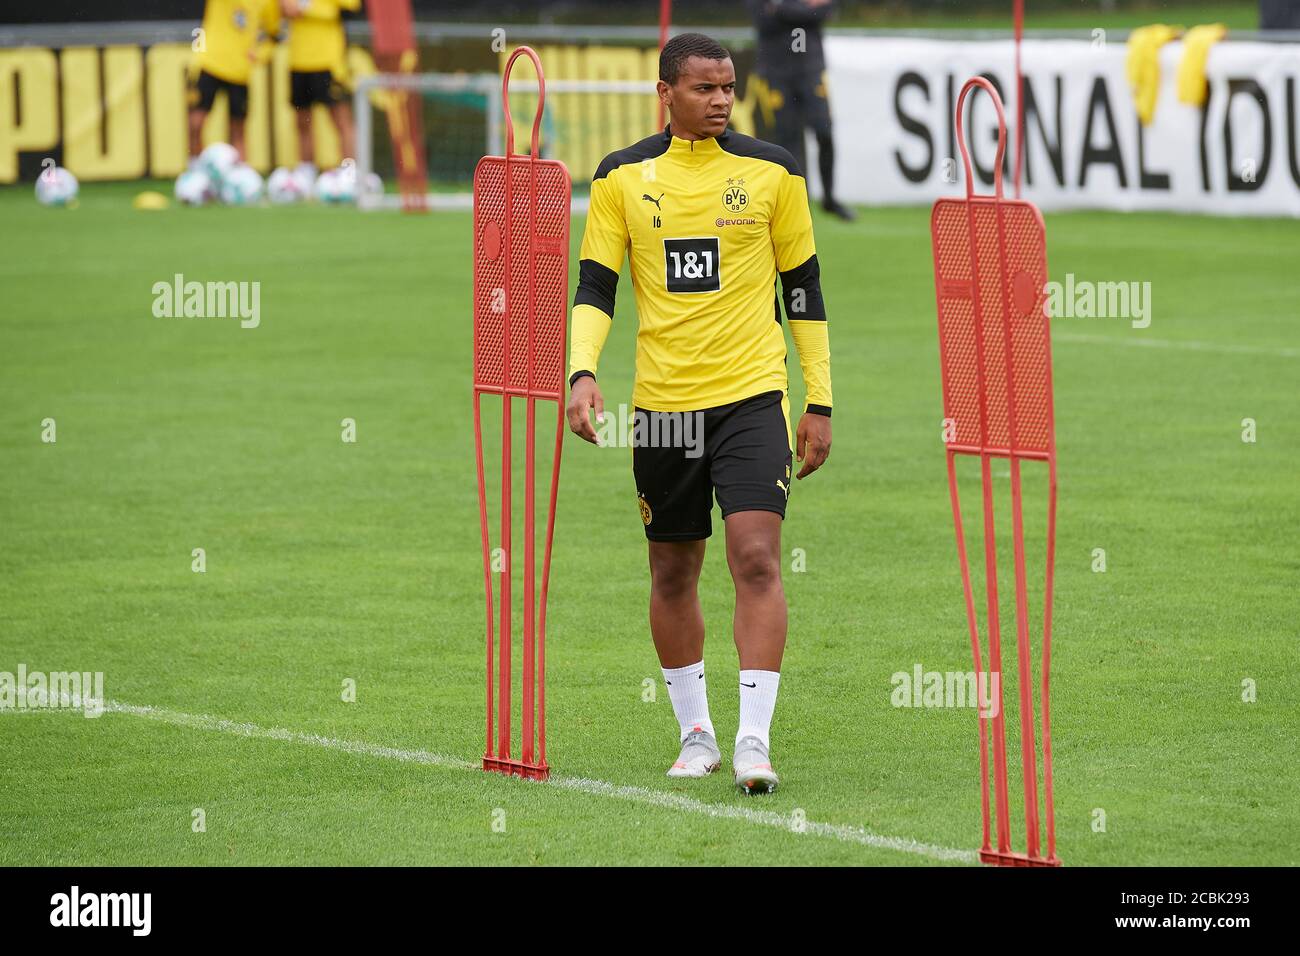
[354,73,657,211]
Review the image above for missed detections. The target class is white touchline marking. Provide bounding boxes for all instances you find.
[100,699,975,864]
[550,774,975,862]
[105,699,475,769]
[1054,332,1299,359]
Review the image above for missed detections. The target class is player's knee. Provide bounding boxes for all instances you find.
[728,540,780,592]
[649,554,700,600]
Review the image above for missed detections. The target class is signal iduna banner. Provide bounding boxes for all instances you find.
[820,37,1300,217]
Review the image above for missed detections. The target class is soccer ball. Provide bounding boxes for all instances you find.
[266,167,308,204]
[313,168,338,203]
[35,166,79,207]
[199,142,240,184]
[359,171,384,200]
[220,164,264,205]
[292,162,318,192]
[175,169,214,206]
[315,167,356,204]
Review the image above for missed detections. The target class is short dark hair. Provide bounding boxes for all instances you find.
[659,32,731,85]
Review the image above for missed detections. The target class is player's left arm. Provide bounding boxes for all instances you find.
[255,1,283,59]
[772,168,832,479]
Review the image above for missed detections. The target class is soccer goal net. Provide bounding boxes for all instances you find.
[354,73,658,211]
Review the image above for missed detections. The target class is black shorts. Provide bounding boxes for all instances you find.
[190,70,249,119]
[768,70,833,135]
[632,389,794,542]
[291,70,348,109]
[754,70,832,177]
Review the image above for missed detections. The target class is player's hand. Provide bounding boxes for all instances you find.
[565,377,605,445]
[281,0,302,17]
[795,412,831,479]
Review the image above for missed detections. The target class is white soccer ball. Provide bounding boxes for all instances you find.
[175,169,214,206]
[293,166,317,198]
[315,167,356,204]
[314,168,338,203]
[199,142,240,184]
[220,164,264,205]
[35,166,79,207]
[360,171,384,199]
[292,162,317,190]
[266,167,308,204]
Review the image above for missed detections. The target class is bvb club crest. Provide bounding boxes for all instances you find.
[638,493,653,526]
[723,177,748,213]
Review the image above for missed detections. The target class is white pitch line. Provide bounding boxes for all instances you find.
[105,699,476,771]
[1054,332,1299,358]
[549,774,975,863]
[102,699,975,865]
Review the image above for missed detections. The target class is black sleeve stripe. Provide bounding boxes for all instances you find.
[807,404,832,418]
[779,254,826,322]
[716,130,803,177]
[593,129,672,181]
[573,258,619,316]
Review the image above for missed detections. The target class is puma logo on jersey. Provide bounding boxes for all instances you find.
[641,192,663,210]
[776,479,789,498]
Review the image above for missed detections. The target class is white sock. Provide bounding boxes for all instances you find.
[737,669,781,749]
[662,661,714,742]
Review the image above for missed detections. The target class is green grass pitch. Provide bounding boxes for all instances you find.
[0,181,1295,866]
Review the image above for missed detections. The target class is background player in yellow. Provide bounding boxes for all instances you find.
[565,33,833,795]
[281,0,360,175]
[188,0,281,161]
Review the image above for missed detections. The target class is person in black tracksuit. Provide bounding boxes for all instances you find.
[749,0,855,220]
[1259,0,1300,28]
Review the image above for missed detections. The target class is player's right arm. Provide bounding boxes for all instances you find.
[566,161,629,445]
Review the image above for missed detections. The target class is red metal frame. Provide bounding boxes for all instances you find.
[930,77,1060,867]
[471,47,571,782]
[1013,0,1025,198]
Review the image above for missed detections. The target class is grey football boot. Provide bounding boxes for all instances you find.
[666,727,722,778]
[733,735,779,794]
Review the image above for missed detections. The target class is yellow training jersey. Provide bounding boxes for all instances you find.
[196,0,280,85]
[569,127,833,417]
[287,0,360,75]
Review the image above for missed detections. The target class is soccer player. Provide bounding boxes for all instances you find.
[281,0,360,174]
[188,0,281,161]
[565,33,833,795]
[748,0,856,220]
